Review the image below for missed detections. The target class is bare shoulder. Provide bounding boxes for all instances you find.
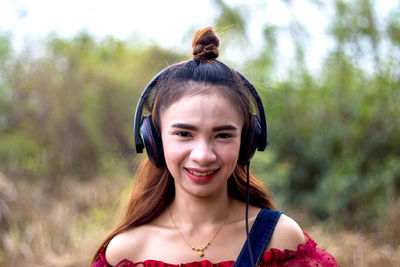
[266,214,306,251]
[105,227,146,266]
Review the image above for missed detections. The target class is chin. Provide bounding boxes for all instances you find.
[180,182,228,199]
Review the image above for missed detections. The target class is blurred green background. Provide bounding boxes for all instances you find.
[0,0,399,266]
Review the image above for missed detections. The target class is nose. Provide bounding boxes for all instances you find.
[190,139,217,165]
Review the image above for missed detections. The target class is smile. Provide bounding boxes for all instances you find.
[187,169,216,176]
[185,168,219,176]
[184,168,219,184]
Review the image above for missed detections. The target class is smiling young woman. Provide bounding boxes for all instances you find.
[90,26,339,267]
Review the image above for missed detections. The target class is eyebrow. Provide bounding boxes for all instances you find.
[171,123,197,131]
[171,123,238,132]
[212,125,238,132]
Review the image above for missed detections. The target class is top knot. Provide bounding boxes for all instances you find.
[192,26,220,61]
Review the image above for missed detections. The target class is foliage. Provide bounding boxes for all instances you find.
[251,0,400,237]
[0,33,183,181]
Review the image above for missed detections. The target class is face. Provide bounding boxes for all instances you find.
[160,90,243,199]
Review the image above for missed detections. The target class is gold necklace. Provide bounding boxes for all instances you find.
[168,202,231,257]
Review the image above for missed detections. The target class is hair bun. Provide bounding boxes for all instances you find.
[192,26,220,61]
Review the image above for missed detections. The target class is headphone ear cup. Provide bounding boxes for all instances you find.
[140,115,165,167]
[239,114,262,165]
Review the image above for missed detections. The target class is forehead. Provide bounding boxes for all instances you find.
[157,81,243,111]
[160,92,243,127]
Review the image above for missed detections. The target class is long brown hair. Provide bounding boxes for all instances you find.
[91,26,276,264]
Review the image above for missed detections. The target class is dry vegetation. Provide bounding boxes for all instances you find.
[0,169,130,267]
[1,170,399,267]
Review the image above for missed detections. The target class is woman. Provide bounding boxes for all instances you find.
[91,26,339,267]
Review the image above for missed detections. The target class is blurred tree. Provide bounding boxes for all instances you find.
[0,33,12,133]
[0,32,183,181]
[251,0,400,239]
[212,0,247,39]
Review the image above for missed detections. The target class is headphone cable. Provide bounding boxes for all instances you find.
[246,161,256,267]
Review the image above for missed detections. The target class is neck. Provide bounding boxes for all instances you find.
[169,190,231,226]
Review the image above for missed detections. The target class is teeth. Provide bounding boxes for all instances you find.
[187,169,215,176]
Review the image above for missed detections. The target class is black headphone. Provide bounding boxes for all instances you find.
[133,64,268,168]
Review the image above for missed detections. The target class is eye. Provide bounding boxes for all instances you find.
[175,131,192,137]
[216,133,233,139]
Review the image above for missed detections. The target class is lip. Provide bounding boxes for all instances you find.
[184,167,219,184]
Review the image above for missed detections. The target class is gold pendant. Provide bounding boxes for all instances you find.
[198,251,204,257]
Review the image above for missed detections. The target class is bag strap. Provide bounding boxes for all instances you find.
[234,209,283,267]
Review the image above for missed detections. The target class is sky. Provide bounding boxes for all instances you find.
[0,0,398,73]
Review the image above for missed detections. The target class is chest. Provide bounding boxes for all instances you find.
[133,222,248,264]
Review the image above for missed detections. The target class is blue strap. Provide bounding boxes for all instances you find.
[234,209,283,267]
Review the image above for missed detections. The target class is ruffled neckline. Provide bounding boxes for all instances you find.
[96,232,339,267]
[106,233,314,267]
[129,259,234,267]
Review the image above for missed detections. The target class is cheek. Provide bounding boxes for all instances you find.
[220,141,241,165]
[162,135,187,170]
[162,133,183,154]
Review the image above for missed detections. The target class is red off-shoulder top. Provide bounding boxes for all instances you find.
[92,233,339,267]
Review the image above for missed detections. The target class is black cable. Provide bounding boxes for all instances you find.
[246,161,255,267]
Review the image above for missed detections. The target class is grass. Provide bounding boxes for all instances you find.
[0,169,399,267]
